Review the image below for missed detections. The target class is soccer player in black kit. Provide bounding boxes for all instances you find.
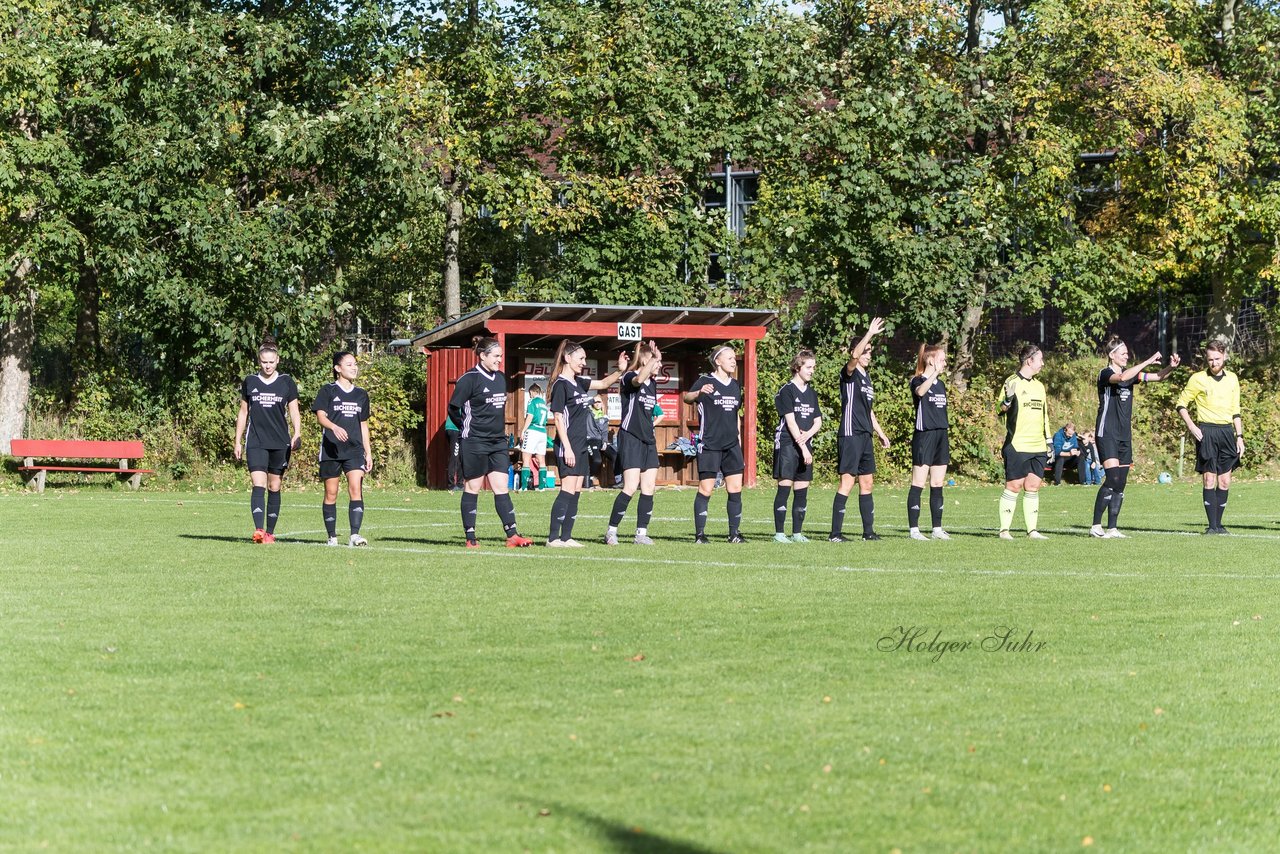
[606,339,664,546]
[233,340,302,544]
[1091,336,1180,538]
[447,336,535,549]
[830,318,892,541]
[683,344,747,543]
[772,350,822,543]
[907,343,951,540]
[312,352,372,547]
[547,340,626,547]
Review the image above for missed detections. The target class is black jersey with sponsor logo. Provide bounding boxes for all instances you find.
[550,374,595,449]
[910,375,948,432]
[1096,367,1137,441]
[691,374,742,451]
[838,366,875,436]
[241,373,298,450]
[619,370,658,444]
[774,381,821,447]
[311,382,370,462]
[448,367,509,440]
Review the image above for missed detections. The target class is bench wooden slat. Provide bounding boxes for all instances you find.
[18,466,155,474]
[11,439,146,458]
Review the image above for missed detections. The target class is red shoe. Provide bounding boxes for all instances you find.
[465,540,481,549]
[506,533,534,548]
[262,533,276,544]
[252,528,265,543]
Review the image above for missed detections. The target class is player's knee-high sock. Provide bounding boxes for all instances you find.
[1107,467,1129,528]
[549,491,569,541]
[494,492,518,537]
[929,486,944,529]
[831,493,849,537]
[1022,490,1039,532]
[727,491,743,536]
[609,490,632,530]
[323,501,337,538]
[792,487,808,535]
[858,493,874,536]
[562,493,582,540]
[519,467,531,491]
[999,489,1018,532]
[348,500,364,535]
[266,489,281,534]
[906,485,923,530]
[1217,487,1229,527]
[637,494,654,533]
[1093,475,1114,526]
[773,485,791,534]
[251,486,266,531]
[462,492,479,542]
[1203,487,1218,529]
[694,492,710,536]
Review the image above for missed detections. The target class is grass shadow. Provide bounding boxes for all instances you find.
[551,805,725,854]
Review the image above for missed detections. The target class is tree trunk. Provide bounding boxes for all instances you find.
[1,258,37,455]
[1221,0,1238,44]
[442,182,463,320]
[1206,264,1242,351]
[950,277,987,392]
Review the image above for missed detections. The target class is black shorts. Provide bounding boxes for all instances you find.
[319,457,365,479]
[772,440,812,482]
[246,446,290,475]
[837,434,876,476]
[461,436,509,480]
[1096,432,1132,466]
[1195,423,1240,474]
[556,441,591,478]
[617,431,659,472]
[1003,446,1047,482]
[698,445,745,480]
[911,429,950,467]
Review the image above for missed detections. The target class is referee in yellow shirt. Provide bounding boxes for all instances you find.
[1175,339,1244,534]
[998,345,1052,539]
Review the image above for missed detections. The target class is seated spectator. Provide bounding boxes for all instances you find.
[1051,422,1082,485]
[1078,430,1104,485]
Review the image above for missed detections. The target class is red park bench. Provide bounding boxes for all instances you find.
[11,439,154,493]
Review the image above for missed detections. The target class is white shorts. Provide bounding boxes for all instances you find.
[522,430,547,456]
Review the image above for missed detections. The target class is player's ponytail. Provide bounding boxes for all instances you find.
[550,340,583,385]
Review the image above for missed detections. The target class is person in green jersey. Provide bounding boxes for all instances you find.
[1175,339,1244,534]
[520,383,549,490]
[998,344,1052,540]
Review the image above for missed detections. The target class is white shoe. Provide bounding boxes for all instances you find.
[561,538,585,548]
[1028,530,1048,540]
[546,539,564,548]
[1105,528,1127,539]
[773,532,792,543]
[634,534,654,545]
[931,528,951,540]
[909,528,929,541]
[326,536,339,547]
[349,534,368,547]
[999,530,1014,540]
[604,530,619,546]
[1089,524,1106,538]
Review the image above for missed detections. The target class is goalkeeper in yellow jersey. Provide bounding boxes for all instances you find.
[998,345,1052,540]
[1176,339,1244,534]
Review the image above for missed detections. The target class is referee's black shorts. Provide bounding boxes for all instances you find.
[911,429,950,467]
[1003,445,1047,482]
[461,436,509,480]
[1195,423,1240,474]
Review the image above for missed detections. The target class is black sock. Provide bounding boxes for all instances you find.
[251,486,266,531]
[562,492,581,540]
[792,487,808,534]
[1217,487,1229,527]
[831,493,849,537]
[1094,482,1114,526]
[462,492,479,542]
[773,485,791,534]
[907,485,922,529]
[266,489,281,534]
[1203,487,1218,528]
[323,502,337,538]
[859,493,874,535]
[348,500,364,535]
[609,490,633,528]
[1107,467,1129,529]
[494,492,518,537]
[727,491,743,536]
[637,493,654,529]
[694,492,710,536]
[549,491,569,541]
[929,486,944,529]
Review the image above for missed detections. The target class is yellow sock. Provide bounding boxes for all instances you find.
[1023,490,1040,532]
[999,489,1018,532]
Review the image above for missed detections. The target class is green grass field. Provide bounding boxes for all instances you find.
[3,480,1279,851]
